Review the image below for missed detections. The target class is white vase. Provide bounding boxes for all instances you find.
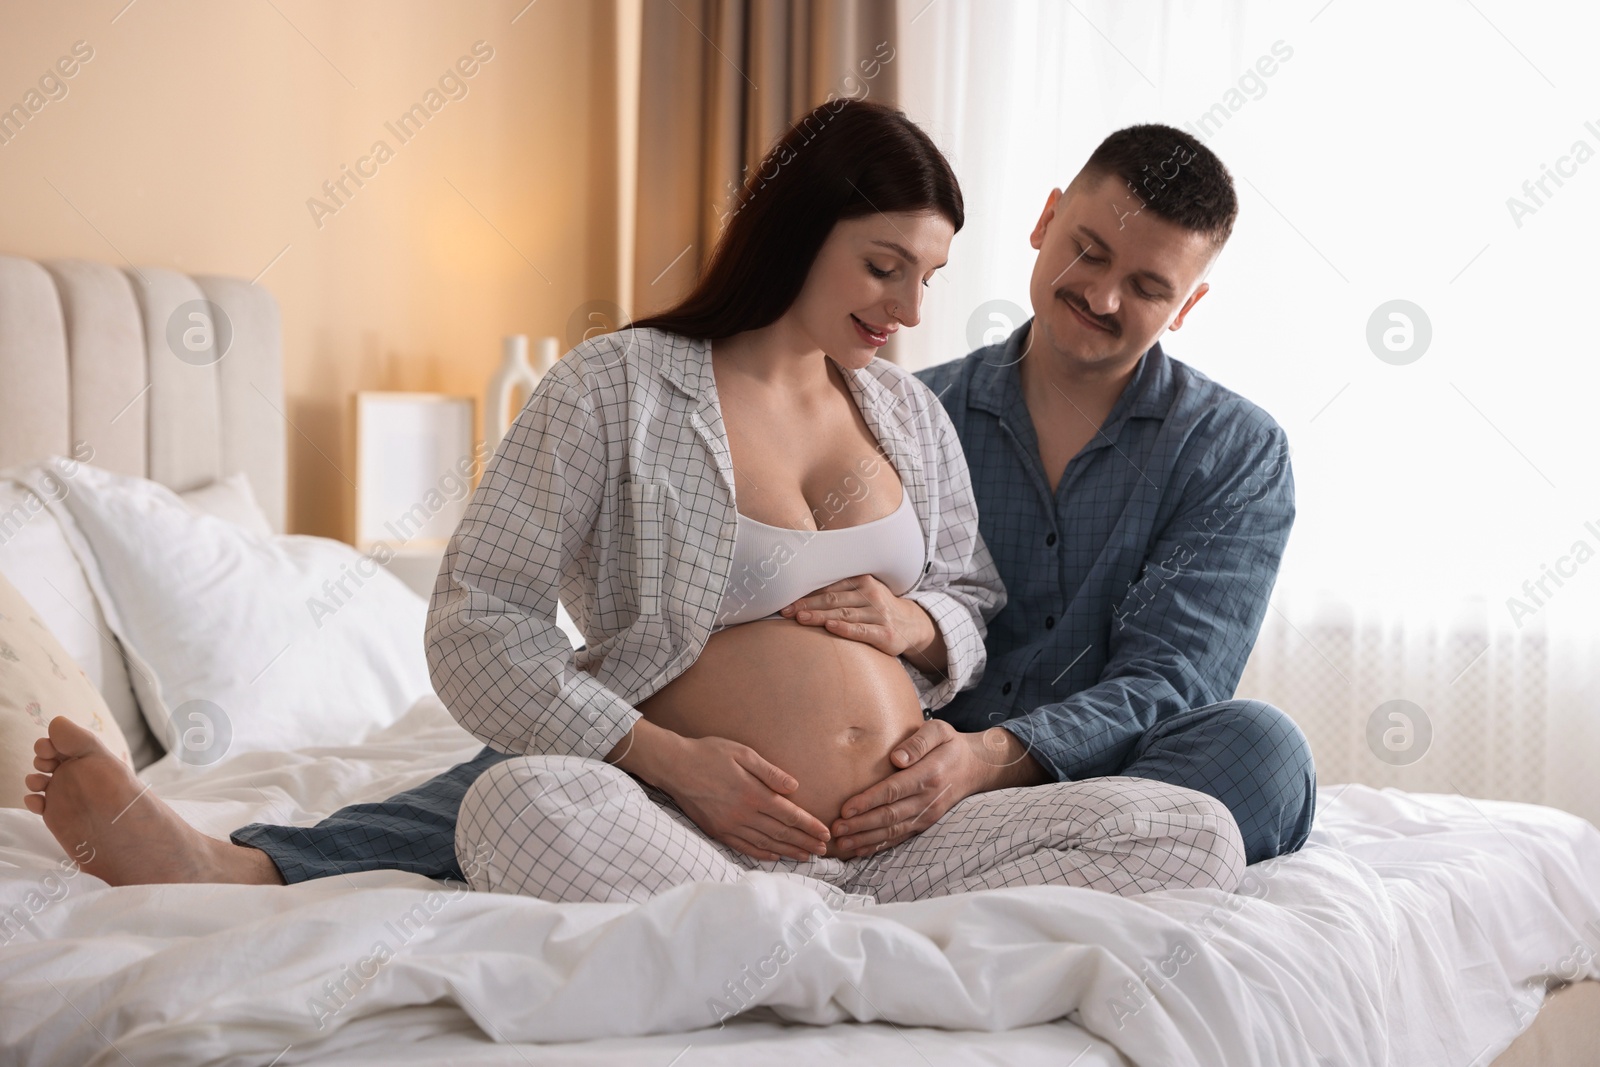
[485,335,555,449]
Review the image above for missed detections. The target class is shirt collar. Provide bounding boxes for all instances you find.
[657,330,715,401]
[969,318,1174,436]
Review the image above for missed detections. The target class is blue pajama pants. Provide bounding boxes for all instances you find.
[230,698,1316,883]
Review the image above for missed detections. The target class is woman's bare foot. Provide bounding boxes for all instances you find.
[24,716,284,886]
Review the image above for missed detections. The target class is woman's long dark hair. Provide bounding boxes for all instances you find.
[630,99,963,340]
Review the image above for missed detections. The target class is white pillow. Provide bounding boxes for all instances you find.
[32,458,434,762]
[0,570,135,808]
[0,471,162,769]
[179,472,274,537]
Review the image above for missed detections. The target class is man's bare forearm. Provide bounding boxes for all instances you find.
[968,726,1049,792]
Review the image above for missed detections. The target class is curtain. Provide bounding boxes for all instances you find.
[895,0,1600,826]
[628,0,900,335]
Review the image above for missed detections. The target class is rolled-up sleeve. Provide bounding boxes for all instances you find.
[425,357,641,758]
[902,386,1007,710]
[1004,424,1294,781]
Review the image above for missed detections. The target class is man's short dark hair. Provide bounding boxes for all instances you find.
[1074,124,1238,248]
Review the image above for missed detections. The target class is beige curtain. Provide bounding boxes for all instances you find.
[627,0,899,322]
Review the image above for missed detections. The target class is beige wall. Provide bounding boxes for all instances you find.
[0,0,626,538]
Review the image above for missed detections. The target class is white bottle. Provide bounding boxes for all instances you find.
[486,335,557,449]
[533,336,558,375]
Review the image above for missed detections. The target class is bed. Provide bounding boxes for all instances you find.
[1,254,1597,1066]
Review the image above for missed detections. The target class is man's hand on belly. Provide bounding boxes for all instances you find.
[828,721,1049,858]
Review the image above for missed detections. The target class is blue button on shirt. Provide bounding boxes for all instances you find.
[914,320,1295,783]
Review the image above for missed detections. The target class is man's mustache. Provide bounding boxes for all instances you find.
[1055,288,1119,336]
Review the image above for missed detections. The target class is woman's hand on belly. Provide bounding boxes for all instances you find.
[657,734,833,862]
[779,574,949,674]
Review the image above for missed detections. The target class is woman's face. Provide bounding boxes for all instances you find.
[784,211,955,369]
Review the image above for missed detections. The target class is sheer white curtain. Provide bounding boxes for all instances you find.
[896,0,1600,824]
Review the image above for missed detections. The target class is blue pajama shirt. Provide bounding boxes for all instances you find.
[233,321,1315,881]
[915,321,1315,862]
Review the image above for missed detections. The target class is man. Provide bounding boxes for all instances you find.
[821,124,1314,865]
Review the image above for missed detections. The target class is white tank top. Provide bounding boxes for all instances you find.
[713,484,926,629]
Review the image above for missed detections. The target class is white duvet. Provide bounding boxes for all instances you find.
[2,695,1597,1067]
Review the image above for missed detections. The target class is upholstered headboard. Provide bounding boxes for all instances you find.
[0,256,286,533]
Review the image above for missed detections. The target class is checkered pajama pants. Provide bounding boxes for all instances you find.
[451,755,1246,904]
[231,700,1307,893]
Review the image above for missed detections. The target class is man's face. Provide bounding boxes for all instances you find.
[1026,171,1218,373]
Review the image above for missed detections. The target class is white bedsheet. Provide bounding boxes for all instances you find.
[2,694,1597,1067]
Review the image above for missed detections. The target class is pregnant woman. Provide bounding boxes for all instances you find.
[25,101,1244,903]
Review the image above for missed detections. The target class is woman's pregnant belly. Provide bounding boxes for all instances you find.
[638,619,924,854]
